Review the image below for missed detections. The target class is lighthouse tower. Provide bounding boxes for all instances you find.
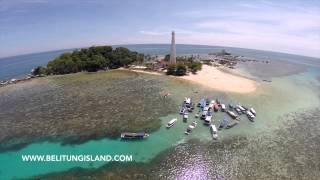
[169,31,176,64]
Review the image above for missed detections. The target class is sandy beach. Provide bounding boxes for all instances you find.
[180,65,257,93]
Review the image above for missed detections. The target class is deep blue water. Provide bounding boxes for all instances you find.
[1,44,319,80]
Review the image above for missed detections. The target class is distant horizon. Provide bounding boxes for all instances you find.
[1,43,319,60]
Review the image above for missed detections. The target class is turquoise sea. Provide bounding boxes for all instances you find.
[0,44,320,179]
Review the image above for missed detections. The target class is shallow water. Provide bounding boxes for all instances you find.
[1,57,320,179]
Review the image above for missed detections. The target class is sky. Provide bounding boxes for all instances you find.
[0,0,320,58]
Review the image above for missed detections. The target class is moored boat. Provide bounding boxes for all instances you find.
[219,117,229,130]
[227,110,238,119]
[250,108,256,115]
[185,124,195,135]
[204,115,212,125]
[167,118,178,128]
[221,104,226,112]
[121,132,149,139]
[246,110,255,122]
[210,124,218,139]
[235,107,242,114]
[226,120,238,129]
[183,114,188,122]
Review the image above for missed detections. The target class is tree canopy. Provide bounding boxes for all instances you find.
[34,46,144,75]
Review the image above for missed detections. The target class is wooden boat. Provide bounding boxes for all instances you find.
[167,118,178,128]
[219,117,229,130]
[227,110,238,119]
[226,120,238,129]
[121,132,149,139]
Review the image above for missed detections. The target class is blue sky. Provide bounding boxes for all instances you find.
[0,0,319,58]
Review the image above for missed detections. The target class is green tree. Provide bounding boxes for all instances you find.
[32,66,48,75]
[176,63,187,76]
[166,64,176,75]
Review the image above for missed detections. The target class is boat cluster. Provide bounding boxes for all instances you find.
[167,97,257,140]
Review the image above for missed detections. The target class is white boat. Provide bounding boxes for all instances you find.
[210,125,218,140]
[250,108,256,115]
[203,106,209,111]
[195,113,199,118]
[185,124,195,135]
[184,97,191,105]
[191,121,197,127]
[204,115,212,125]
[227,110,238,119]
[221,104,226,112]
[201,110,208,119]
[246,111,255,122]
[183,114,188,122]
[166,118,177,128]
[237,105,246,112]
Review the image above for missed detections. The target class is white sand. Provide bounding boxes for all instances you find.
[129,69,162,75]
[180,65,257,93]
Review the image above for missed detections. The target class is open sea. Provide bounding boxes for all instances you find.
[0,44,319,179]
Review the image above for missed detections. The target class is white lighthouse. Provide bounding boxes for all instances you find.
[169,31,176,64]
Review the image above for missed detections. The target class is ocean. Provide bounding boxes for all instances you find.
[0,44,319,179]
[1,44,319,80]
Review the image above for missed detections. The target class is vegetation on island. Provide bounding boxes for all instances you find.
[33,46,144,75]
[165,55,202,75]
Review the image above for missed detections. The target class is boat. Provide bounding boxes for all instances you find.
[203,106,210,111]
[191,120,197,127]
[210,124,218,139]
[183,114,188,122]
[229,104,234,110]
[201,110,208,120]
[237,105,246,112]
[213,103,219,112]
[204,115,212,125]
[197,98,205,107]
[221,104,226,112]
[179,106,186,114]
[226,120,238,129]
[166,118,178,128]
[246,111,255,122]
[195,113,199,118]
[185,124,195,135]
[235,108,242,114]
[184,97,191,108]
[121,132,149,139]
[250,108,256,115]
[218,117,229,130]
[226,110,238,119]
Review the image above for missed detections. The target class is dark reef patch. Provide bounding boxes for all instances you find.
[34,108,320,180]
[0,70,177,152]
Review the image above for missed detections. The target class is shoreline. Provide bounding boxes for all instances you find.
[179,65,257,93]
[1,66,258,94]
[129,65,258,93]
